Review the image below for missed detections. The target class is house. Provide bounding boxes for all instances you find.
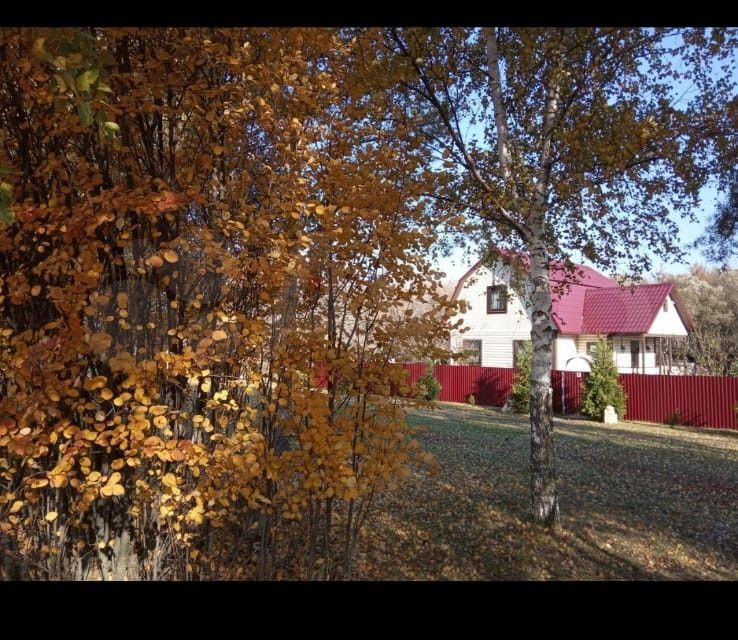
[449,256,693,374]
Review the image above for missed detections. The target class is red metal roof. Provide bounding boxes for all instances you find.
[581,283,673,334]
[548,262,617,333]
[450,259,485,303]
[450,256,690,335]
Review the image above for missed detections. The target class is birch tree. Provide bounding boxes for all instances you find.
[377,27,737,526]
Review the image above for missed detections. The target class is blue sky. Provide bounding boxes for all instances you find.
[433,30,737,286]
[435,182,726,285]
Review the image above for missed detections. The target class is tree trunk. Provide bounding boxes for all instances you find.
[528,238,560,528]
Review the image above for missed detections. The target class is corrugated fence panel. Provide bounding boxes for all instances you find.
[552,370,563,413]
[402,363,514,406]
[435,364,515,405]
[402,364,738,430]
[565,371,586,415]
[618,374,738,430]
[402,363,426,387]
[552,370,586,415]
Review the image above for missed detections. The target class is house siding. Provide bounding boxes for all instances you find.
[612,336,660,373]
[647,295,688,336]
[450,264,532,368]
[554,335,580,370]
[575,334,601,355]
[553,334,601,372]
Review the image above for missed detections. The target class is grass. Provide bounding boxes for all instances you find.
[355,402,738,580]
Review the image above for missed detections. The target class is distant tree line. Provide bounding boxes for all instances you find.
[657,266,738,376]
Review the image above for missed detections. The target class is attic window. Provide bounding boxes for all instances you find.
[487,285,507,314]
[663,299,668,312]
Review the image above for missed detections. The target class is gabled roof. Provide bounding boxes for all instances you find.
[582,283,672,334]
[582,283,693,334]
[450,256,693,335]
[451,259,486,303]
[548,262,617,333]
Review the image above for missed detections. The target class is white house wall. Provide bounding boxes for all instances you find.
[611,336,659,373]
[554,335,578,370]
[575,334,600,355]
[647,295,688,336]
[554,333,604,372]
[450,264,532,367]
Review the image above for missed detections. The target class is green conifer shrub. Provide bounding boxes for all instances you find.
[581,340,627,420]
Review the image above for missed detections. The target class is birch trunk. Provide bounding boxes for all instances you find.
[528,237,560,527]
[489,26,561,526]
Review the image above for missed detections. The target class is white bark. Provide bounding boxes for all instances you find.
[486,29,512,182]
[525,40,565,528]
[527,235,559,527]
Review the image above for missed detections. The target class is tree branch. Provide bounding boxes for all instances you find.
[388,28,527,240]
[486,28,512,182]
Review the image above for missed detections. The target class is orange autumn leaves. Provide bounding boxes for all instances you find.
[0,27,454,580]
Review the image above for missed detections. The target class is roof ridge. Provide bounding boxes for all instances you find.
[588,281,673,290]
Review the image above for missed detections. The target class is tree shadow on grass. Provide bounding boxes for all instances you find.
[554,430,738,568]
[358,404,738,580]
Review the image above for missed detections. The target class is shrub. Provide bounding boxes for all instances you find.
[581,340,627,420]
[509,342,532,413]
[0,28,447,581]
[418,365,442,400]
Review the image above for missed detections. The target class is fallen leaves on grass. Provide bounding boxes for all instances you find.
[356,403,738,580]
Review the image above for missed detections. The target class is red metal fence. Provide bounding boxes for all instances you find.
[617,373,738,430]
[551,370,586,415]
[402,364,738,431]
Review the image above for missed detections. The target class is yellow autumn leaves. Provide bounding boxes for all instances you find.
[0,26,454,580]
[162,473,177,489]
[100,472,125,497]
[89,332,113,353]
[145,250,177,268]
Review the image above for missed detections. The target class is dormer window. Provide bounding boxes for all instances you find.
[487,285,507,314]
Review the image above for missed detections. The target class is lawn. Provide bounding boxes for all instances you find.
[356,402,738,580]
